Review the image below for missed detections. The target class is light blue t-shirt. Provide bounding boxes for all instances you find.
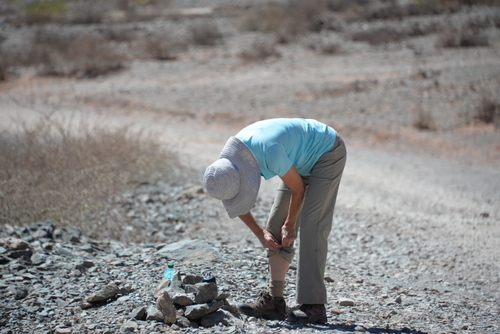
[235,118,337,180]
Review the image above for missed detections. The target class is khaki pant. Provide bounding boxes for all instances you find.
[267,135,347,304]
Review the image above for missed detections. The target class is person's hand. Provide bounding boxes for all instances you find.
[259,230,281,251]
[281,222,297,248]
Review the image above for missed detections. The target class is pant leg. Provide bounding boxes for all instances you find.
[266,179,303,263]
[296,136,347,304]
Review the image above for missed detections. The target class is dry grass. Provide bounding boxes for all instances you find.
[188,22,223,46]
[438,29,490,48]
[239,0,330,43]
[238,40,281,63]
[0,112,182,235]
[413,108,437,131]
[476,97,500,127]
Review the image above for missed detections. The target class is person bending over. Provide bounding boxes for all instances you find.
[204,118,347,324]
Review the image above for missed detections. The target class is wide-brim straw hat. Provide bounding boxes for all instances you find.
[204,136,261,218]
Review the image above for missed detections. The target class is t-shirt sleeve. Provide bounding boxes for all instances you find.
[263,143,293,179]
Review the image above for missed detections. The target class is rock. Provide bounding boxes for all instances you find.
[156,239,217,264]
[54,329,72,334]
[145,305,163,322]
[192,282,218,304]
[58,226,82,243]
[330,307,343,315]
[86,283,121,304]
[8,249,32,260]
[355,325,366,332]
[395,296,402,304]
[0,238,31,251]
[120,321,138,333]
[156,291,177,324]
[14,288,28,300]
[129,307,146,320]
[184,300,224,320]
[171,293,194,306]
[339,298,355,306]
[324,276,335,283]
[176,315,192,328]
[27,221,55,239]
[153,277,184,299]
[30,253,48,265]
[183,274,203,285]
[200,310,243,328]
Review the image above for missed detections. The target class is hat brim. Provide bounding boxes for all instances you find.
[219,137,261,218]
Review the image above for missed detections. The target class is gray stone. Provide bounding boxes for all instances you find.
[129,307,146,320]
[30,253,48,265]
[183,274,203,285]
[172,293,194,306]
[339,298,355,306]
[0,238,31,251]
[153,277,184,299]
[28,221,55,239]
[156,291,177,324]
[194,282,218,304]
[184,300,224,320]
[156,239,217,264]
[200,310,243,328]
[176,315,192,328]
[86,283,121,304]
[145,305,163,322]
[120,320,138,333]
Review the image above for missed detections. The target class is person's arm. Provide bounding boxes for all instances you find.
[238,212,281,250]
[279,165,305,247]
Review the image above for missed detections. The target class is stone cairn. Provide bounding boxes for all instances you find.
[0,221,244,331]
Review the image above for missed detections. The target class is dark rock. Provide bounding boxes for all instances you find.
[14,288,28,300]
[129,307,146,320]
[86,283,121,304]
[156,291,177,324]
[193,282,218,304]
[8,249,33,260]
[171,293,194,306]
[183,274,203,285]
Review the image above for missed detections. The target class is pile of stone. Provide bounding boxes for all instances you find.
[78,268,244,329]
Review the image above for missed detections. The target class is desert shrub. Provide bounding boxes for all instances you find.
[351,26,406,45]
[239,0,330,43]
[139,33,186,60]
[307,38,343,55]
[0,113,182,231]
[326,0,370,12]
[238,40,281,63]
[413,108,437,131]
[189,22,223,46]
[438,29,489,48]
[23,0,68,24]
[475,97,500,127]
[31,29,125,78]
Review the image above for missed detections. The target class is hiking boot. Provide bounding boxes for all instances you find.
[286,304,327,324]
[237,290,287,320]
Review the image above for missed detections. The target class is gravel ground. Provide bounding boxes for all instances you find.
[1,1,499,333]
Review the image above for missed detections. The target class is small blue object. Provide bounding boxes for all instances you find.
[163,263,175,279]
